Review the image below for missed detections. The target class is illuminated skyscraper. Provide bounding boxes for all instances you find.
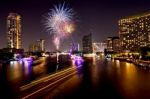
[82,33,93,54]
[7,13,21,49]
[29,39,45,52]
[106,37,120,52]
[119,13,150,52]
[107,37,113,52]
[37,39,45,52]
[112,37,120,53]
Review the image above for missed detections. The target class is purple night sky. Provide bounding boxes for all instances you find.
[0,0,150,51]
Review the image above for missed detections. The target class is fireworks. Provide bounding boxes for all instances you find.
[43,3,75,50]
[53,37,60,50]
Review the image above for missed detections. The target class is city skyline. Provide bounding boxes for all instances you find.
[1,1,150,99]
[0,0,150,51]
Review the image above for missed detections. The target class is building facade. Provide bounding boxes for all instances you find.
[29,39,45,52]
[106,37,120,52]
[7,13,21,49]
[112,37,120,52]
[37,39,45,52]
[93,42,107,53]
[119,13,150,52]
[107,37,113,52]
[82,33,93,54]
[29,44,38,52]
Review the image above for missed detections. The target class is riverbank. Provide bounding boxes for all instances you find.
[114,57,150,68]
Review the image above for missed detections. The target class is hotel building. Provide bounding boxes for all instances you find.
[119,13,150,52]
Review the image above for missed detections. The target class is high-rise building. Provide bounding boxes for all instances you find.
[37,39,45,52]
[29,39,45,52]
[107,37,113,52]
[29,44,38,52]
[82,33,93,54]
[119,13,150,52]
[106,37,120,52]
[7,13,21,49]
[112,37,120,52]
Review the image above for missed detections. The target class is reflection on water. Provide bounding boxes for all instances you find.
[115,60,120,68]
[9,61,22,81]
[1,56,150,99]
[112,60,150,98]
[91,56,99,88]
[23,60,32,75]
[0,55,73,86]
[0,55,82,99]
[123,62,138,91]
[80,58,150,99]
[3,59,33,84]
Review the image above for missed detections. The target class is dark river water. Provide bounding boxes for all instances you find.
[1,56,150,99]
[0,55,72,98]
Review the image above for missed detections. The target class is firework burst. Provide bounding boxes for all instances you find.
[43,3,75,50]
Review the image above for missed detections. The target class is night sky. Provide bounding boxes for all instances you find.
[0,0,150,51]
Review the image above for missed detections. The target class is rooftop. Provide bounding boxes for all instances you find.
[119,12,150,21]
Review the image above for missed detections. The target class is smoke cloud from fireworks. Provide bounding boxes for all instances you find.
[43,3,75,50]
